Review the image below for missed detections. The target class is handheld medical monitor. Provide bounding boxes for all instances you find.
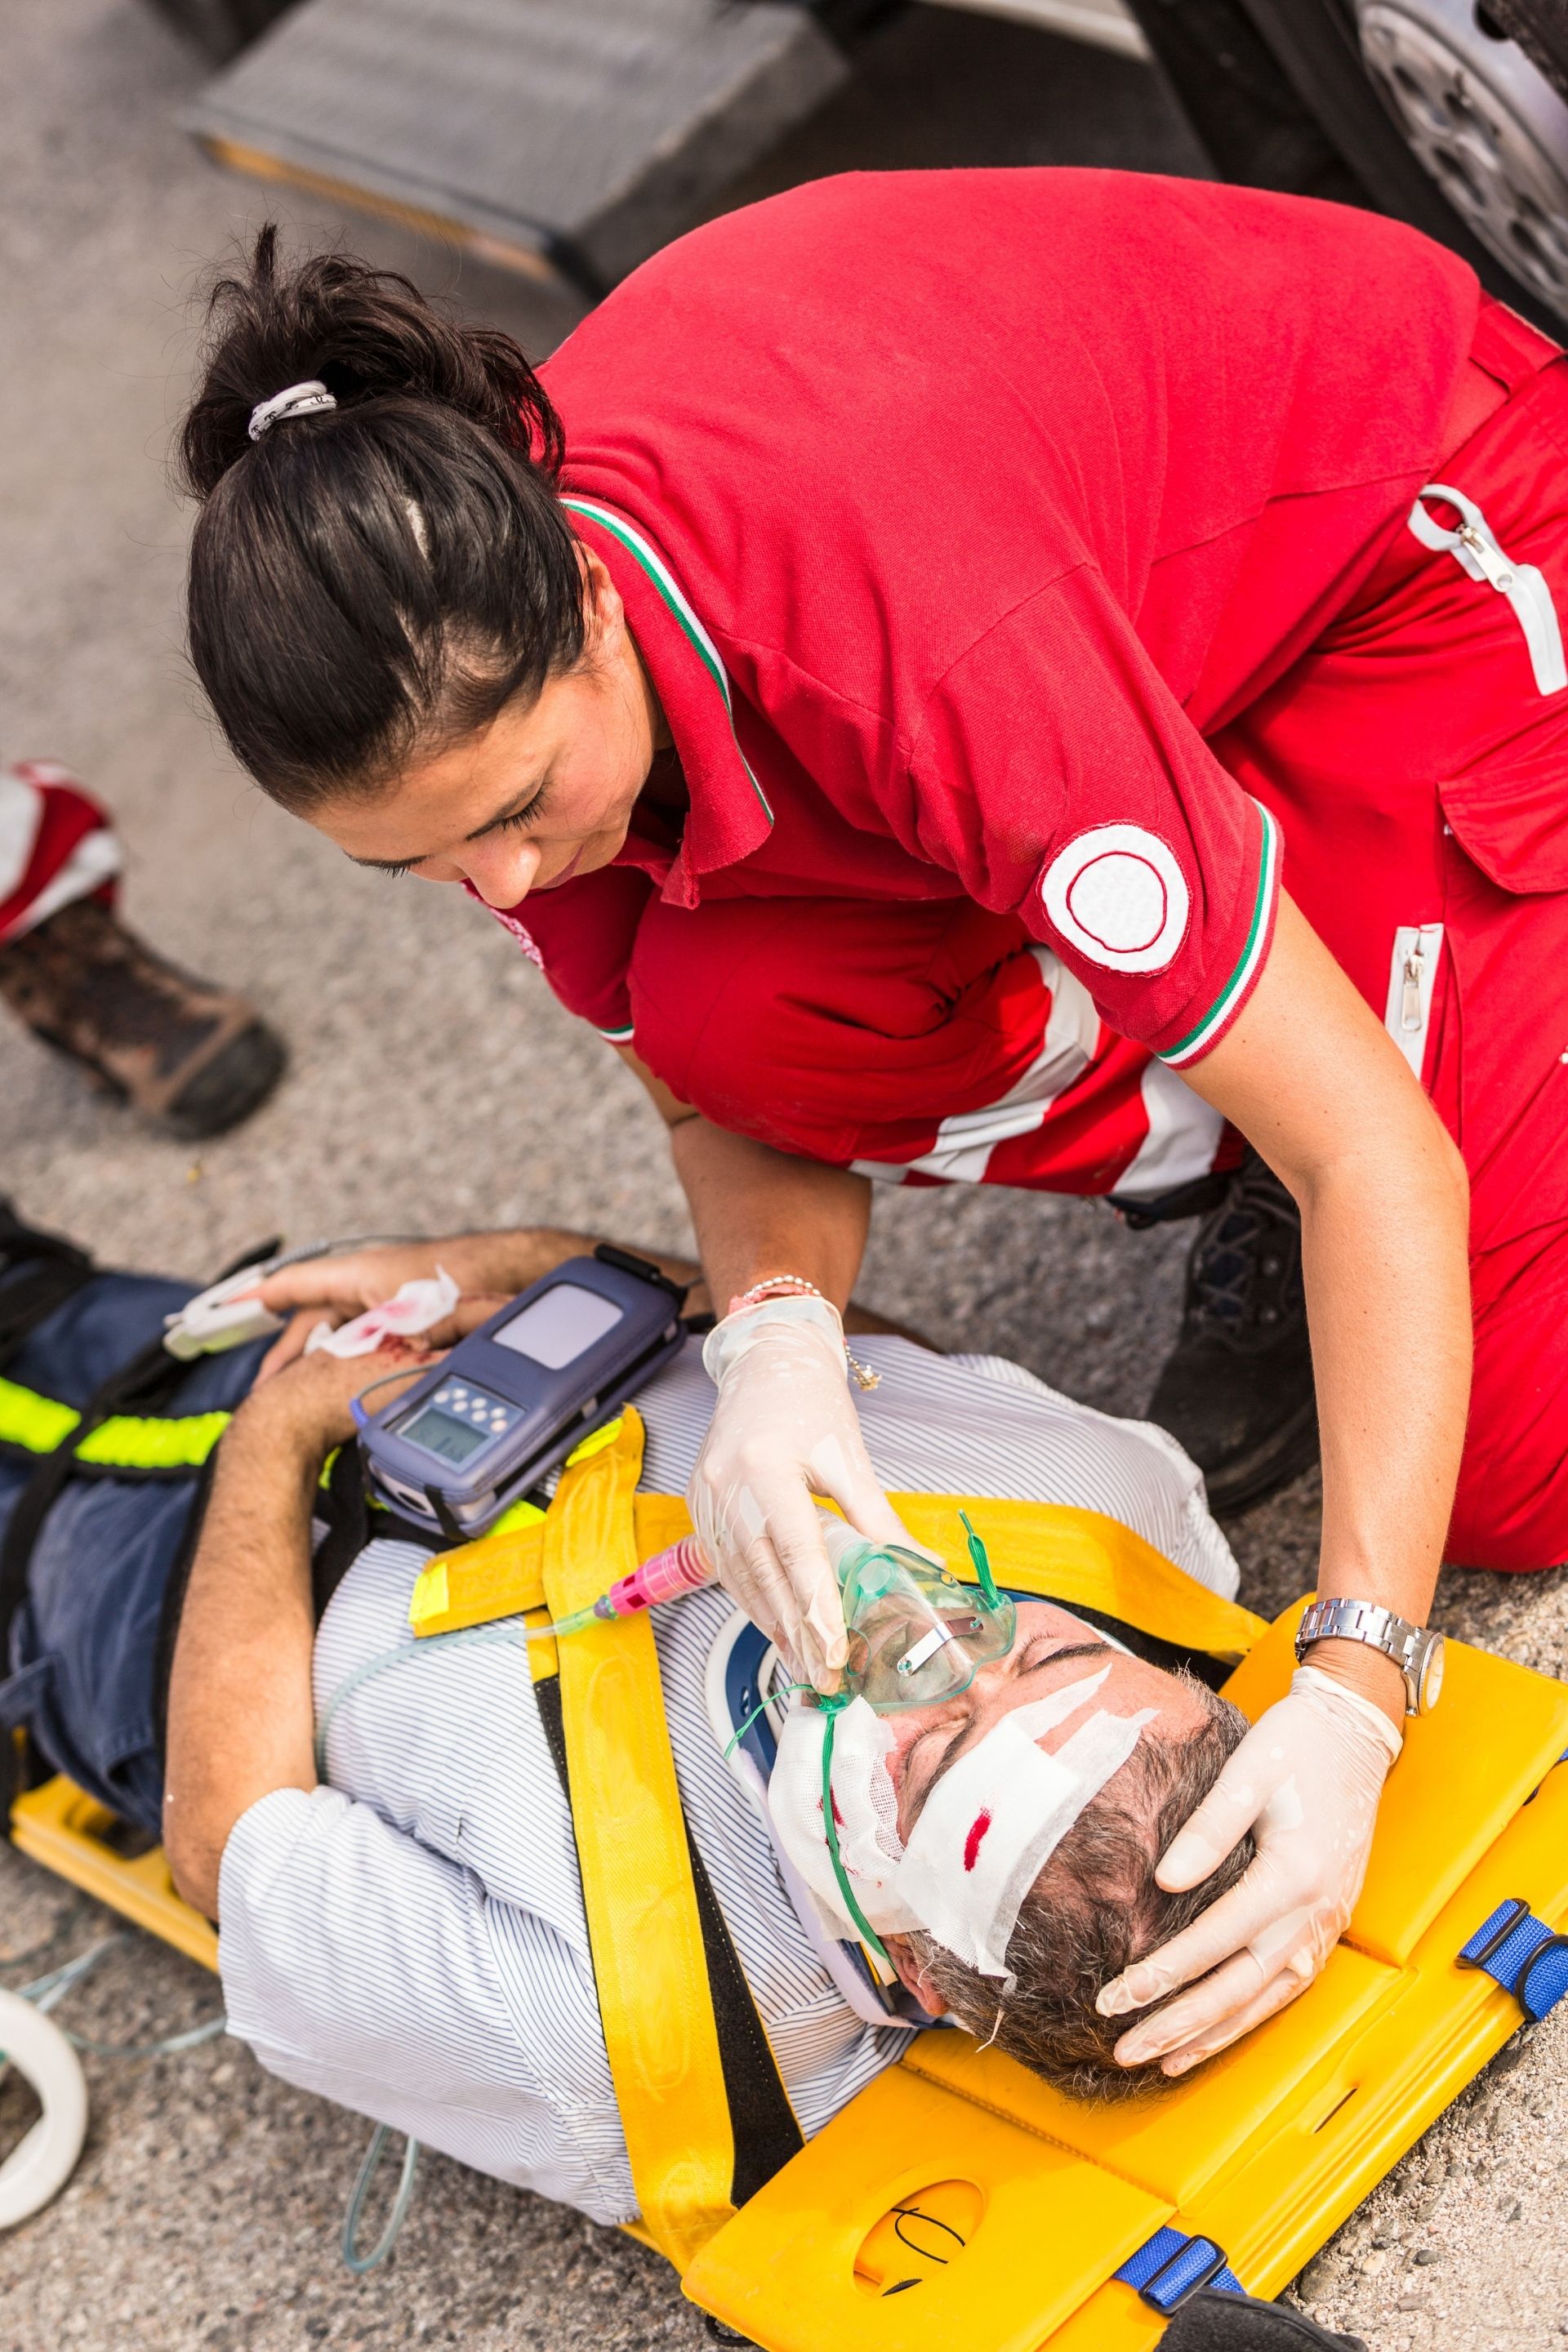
[358,1247,687,1538]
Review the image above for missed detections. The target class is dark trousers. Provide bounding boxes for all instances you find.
[0,1266,266,1835]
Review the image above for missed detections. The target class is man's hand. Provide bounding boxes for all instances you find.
[249,1229,704,1378]
[249,1229,599,1379]
[247,1294,509,1454]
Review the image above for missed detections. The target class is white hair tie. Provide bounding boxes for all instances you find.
[248,380,337,443]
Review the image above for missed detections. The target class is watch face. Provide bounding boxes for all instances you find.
[1419,1634,1446,1713]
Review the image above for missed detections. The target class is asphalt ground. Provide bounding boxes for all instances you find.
[2,5,1567,2347]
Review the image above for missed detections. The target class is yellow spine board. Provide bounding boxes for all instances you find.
[541,1409,741,2270]
[684,1616,1568,2350]
[15,1459,1568,2350]
[9,1775,219,1973]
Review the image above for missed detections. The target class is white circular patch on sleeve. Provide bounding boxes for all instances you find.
[1039,825,1191,973]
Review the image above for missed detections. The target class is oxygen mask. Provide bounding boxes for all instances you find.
[822,1509,1015,1713]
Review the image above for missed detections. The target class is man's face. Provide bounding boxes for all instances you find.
[881,1601,1207,1846]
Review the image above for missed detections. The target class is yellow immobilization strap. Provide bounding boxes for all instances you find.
[408,1517,547,1637]
[412,1476,1264,1668]
[888,1493,1266,1663]
[541,1408,742,2270]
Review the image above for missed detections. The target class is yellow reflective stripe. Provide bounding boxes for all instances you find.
[0,1374,230,1470]
[544,1407,739,2269]
[0,1376,79,1453]
[74,1411,230,1470]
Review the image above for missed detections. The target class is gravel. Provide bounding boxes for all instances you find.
[3,5,1566,2347]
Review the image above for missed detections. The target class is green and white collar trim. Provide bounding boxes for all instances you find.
[1158,804,1281,1070]
[561,497,773,826]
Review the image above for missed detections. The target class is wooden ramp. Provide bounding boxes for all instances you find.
[185,0,849,292]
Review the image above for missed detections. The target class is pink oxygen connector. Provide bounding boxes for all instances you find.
[596,1534,713,1619]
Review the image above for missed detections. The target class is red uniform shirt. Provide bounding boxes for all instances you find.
[505,170,1480,1072]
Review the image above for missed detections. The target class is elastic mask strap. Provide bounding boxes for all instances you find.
[724,1681,815,1761]
[820,1698,893,1969]
[960,1510,1002,1611]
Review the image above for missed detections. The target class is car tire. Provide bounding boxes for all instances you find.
[1121,0,1568,329]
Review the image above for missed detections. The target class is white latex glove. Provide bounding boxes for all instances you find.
[688,1296,915,1692]
[1095,1664,1402,2075]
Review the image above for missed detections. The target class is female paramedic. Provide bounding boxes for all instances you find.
[176,171,1568,2078]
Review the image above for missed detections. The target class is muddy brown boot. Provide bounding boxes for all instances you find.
[0,896,286,1138]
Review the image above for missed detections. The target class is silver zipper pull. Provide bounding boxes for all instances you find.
[1401,941,1425,1032]
[1457,521,1517,593]
[1410,486,1566,697]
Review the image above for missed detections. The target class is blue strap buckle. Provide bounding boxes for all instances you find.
[1459,1896,1568,2024]
[1116,2225,1243,2314]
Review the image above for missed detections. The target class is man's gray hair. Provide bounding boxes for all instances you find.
[907,1673,1254,2100]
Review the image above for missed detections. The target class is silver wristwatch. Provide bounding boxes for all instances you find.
[1294,1597,1445,1717]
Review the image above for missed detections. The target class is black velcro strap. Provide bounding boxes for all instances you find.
[685,1815,804,2203]
[151,1450,221,1766]
[0,1200,96,1375]
[314,1444,372,1622]
[532,1673,803,2209]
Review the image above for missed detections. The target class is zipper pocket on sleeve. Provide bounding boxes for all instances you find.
[1383,923,1443,1081]
[1409,483,1567,697]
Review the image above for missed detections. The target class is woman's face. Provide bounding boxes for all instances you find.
[309,550,666,908]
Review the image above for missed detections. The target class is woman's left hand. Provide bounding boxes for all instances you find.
[1094,1664,1402,2074]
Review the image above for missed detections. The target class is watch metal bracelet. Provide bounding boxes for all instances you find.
[1294,1596,1446,1717]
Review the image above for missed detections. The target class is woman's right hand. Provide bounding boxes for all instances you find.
[688,1296,915,1692]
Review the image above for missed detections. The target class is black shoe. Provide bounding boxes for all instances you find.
[1146,1150,1318,1516]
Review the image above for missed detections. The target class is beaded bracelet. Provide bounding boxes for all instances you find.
[723,1276,879,1391]
[727,1273,824,1314]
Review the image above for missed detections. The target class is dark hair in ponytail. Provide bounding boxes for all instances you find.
[178,226,586,810]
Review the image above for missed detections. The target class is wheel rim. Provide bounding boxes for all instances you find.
[1357,0,1568,318]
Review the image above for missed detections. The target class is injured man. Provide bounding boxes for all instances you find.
[1,1210,1258,2229]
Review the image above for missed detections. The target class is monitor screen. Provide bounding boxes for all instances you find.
[493,1282,624,1370]
[399,1403,492,1465]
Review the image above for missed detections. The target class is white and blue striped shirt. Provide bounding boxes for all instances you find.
[216,1335,1236,2223]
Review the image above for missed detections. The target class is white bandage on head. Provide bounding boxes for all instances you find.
[305,1267,461,1357]
[770,1667,1156,1983]
[899,1683,1156,1983]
